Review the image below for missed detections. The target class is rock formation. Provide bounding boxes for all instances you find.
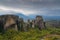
[35,16,45,30]
[31,20,35,28]
[0,15,45,32]
[0,15,19,32]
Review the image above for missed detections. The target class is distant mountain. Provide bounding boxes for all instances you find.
[14,13,34,21]
[28,15,60,21]
[15,13,28,19]
[43,16,60,21]
[14,13,60,21]
[0,13,60,21]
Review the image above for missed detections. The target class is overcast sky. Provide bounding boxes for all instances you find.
[0,0,60,16]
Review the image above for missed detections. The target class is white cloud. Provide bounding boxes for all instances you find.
[0,6,34,15]
[0,5,60,16]
[0,6,45,16]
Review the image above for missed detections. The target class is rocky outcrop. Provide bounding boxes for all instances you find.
[0,15,19,32]
[35,16,45,30]
[0,15,45,32]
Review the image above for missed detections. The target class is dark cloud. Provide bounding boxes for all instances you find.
[0,0,60,9]
[0,0,60,16]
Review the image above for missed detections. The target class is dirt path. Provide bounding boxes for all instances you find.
[41,34,60,40]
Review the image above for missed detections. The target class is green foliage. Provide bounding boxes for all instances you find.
[0,27,60,40]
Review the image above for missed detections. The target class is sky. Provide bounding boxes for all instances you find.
[0,0,60,16]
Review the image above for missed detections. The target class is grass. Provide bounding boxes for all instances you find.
[0,27,60,40]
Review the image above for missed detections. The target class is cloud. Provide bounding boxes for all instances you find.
[0,0,60,16]
[0,0,60,9]
[0,6,46,15]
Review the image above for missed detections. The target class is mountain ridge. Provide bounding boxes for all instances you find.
[0,13,60,21]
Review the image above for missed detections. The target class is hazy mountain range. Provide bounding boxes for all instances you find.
[0,13,60,21]
[14,13,60,21]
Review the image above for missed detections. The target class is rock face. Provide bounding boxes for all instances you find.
[31,20,35,28]
[35,16,45,30]
[0,15,19,32]
[0,15,45,32]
